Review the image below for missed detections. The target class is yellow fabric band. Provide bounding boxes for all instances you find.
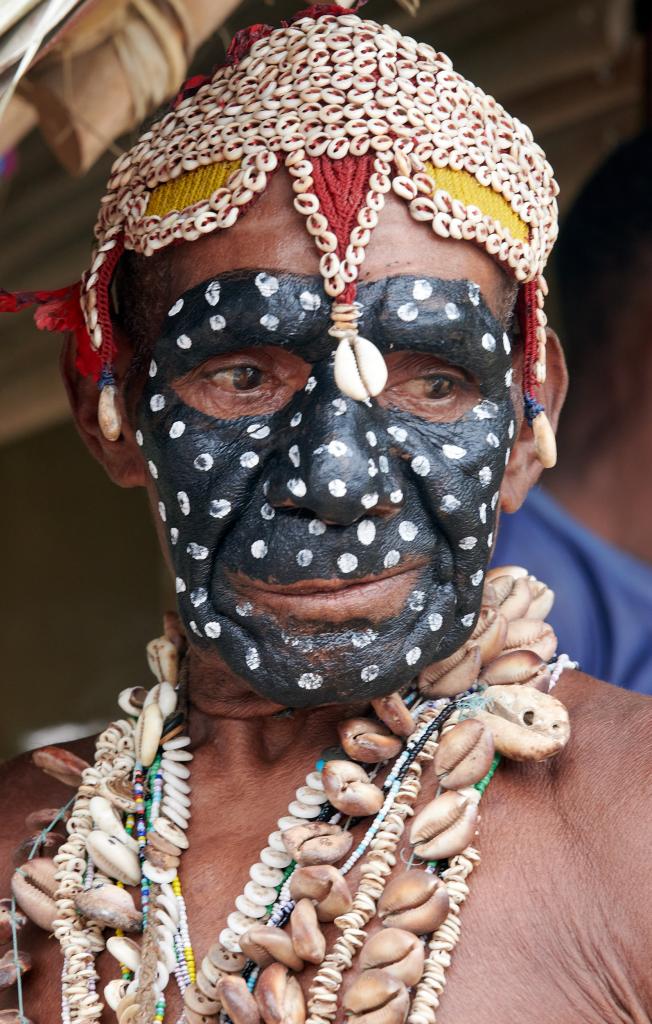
[423,164,528,243]
[146,160,241,217]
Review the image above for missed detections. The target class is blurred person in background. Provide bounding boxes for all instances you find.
[493,131,652,694]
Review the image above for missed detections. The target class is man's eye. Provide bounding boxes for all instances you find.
[426,375,455,399]
[209,366,264,391]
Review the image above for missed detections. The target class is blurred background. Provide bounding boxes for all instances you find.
[0,0,650,757]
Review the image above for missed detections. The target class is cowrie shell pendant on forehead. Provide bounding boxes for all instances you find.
[333,332,388,402]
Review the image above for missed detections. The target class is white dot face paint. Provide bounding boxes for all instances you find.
[486,433,499,448]
[255,272,279,297]
[150,394,165,412]
[236,602,253,617]
[357,520,376,545]
[240,452,260,469]
[413,279,433,300]
[445,302,459,320]
[188,542,209,560]
[459,537,477,550]
[299,291,321,311]
[135,430,144,446]
[251,540,268,559]
[194,453,214,471]
[205,622,221,639]
[409,591,425,611]
[361,665,379,682]
[246,648,261,670]
[326,440,348,458]
[505,368,513,388]
[168,298,184,316]
[158,501,166,522]
[440,494,460,512]
[328,479,347,497]
[205,280,221,306]
[406,647,421,666]
[384,550,400,568]
[398,521,418,541]
[176,334,192,350]
[461,613,476,628]
[361,493,379,509]
[149,360,157,378]
[298,673,323,690]
[468,282,481,306]
[397,302,419,322]
[428,612,443,631]
[411,456,430,476]
[210,499,231,519]
[190,588,207,608]
[169,421,186,439]
[291,413,302,427]
[288,478,307,497]
[296,549,313,567]
[479,503,487,524]
[508,420,515,439]
[442,444,466,461]
[503,332,511,354]
[248,424,270,440]
[210,315,226,331]
[337,553,358,573]
[260,503,275,521]
[368,459,378,477]
[289,445,301,468]
[481,333,496,352]
[260,313,279,331]
[332,398,347,415]
[308,519,326,536]
[305,376,317,393]
[148,461,158,479]
[473,400,498,420]
[479,467,492,486]
[390,489,403,504]
[366,431,377,447]
[388,425,408,443]
[471,570,484,586]
[175,577,186,593]
[170,528,179,545]
[177,491,190,515]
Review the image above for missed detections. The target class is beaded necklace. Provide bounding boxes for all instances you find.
[5,566,574,1024]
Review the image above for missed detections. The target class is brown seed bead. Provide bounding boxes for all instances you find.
[0,899,26,944]
[255,963,306,1024]
[378,870,449,935]
[338,718,403,763]
[240,926,304,971]
[475,684,570,761]
[11,857,58,932]
[184,981,220,1017]
[217,976,261,1024]
[321,761,384,817]
[282,823,353,866]
[434,719,495,789]
[370,693,415,737]
[289,864,353,922]
[207,944,247,973]
[0,949,31,990]
[359,928,425,986]
[289,899,325,965]
[410,791,479,861]
[342,968,409,1024]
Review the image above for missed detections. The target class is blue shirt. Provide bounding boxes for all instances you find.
[492,487,652,695]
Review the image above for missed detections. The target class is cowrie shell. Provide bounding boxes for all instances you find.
[334,334,388,401]
[86,831,141,886]
[160,803,189,831]
[106,936,141,972]
[152,816,189,850]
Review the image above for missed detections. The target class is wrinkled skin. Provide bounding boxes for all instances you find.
[139,270,514,705]
[1,176,650,1024]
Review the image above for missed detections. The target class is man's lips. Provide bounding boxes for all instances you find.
[230,561,429,624]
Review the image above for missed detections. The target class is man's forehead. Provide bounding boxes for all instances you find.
[166,178,507,321]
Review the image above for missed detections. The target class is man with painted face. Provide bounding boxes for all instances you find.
[1,8,651,1024]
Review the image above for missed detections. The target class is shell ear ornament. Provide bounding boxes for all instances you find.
[333,333,388,402]
[531,410,557,469]
[98,381,122,441]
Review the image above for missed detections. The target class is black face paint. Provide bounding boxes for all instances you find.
[137,271,515,707]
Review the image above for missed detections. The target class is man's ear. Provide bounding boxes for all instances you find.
[61,329,147,488]
[500,327,568,514]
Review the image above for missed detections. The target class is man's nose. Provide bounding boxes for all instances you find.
[264,416,404,527]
